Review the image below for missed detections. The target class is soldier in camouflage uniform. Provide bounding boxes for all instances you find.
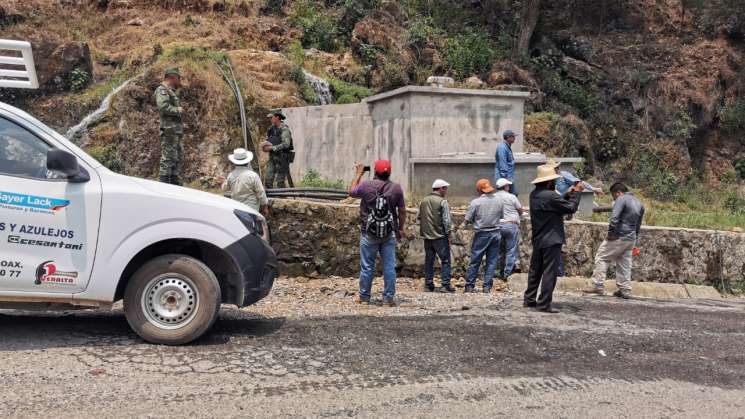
[154,68,184,185]
[263,110,294,189]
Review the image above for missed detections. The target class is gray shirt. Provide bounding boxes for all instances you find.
[494,190,523,223]
[464,193,504,231]
[608,193,645,242]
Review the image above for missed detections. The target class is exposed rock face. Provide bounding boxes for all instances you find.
[35,42,94,93]
[269,199,745,288]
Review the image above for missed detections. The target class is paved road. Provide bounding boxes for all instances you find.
[1,285,744,418]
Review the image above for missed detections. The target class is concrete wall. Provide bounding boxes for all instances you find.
[269,199,745,290]
[283,86,529,192]
[283,103,372,185]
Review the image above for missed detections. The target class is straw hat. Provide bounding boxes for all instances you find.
[542,158,561,169]
[228,148,253,165]
[532,165,561,184]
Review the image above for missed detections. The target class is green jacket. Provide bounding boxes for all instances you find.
[154,82,183,134]
[417,193,452,240]
[267,122,293,154]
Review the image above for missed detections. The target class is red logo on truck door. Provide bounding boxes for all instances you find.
[34,261,78,285]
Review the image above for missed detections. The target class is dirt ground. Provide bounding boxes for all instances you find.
[1,276,744,418]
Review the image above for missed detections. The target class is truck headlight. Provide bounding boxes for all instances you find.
[234,209,267,241]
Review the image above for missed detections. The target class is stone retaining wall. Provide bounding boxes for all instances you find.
[268,199,745,288]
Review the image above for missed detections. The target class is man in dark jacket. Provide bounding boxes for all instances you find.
[523,165,584,313]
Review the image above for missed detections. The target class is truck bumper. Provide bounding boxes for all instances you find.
[224,234,278,307]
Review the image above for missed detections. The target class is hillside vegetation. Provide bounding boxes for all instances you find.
[1,0,744,221]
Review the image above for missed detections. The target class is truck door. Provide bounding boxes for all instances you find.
[0,115,101,294]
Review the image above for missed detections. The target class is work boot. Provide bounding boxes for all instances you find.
[424,283,436,292]
[354,294,370,304]
[382,298,397,307]
[523,301,537,308]
[159,174,170,183]
[582,286,604,295]
[439,284,456,293]
[537,306,560,314]
[613,289,632,299]
[482,287,492,294]
[170,175,182,186]
[463,286,476,293]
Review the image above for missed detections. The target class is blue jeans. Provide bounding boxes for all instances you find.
[424,237,452,286]
[500,223,519,277]
[466,230,501,289]
[359,233,397,300]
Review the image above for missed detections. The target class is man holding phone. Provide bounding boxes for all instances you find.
[349,160,406,306]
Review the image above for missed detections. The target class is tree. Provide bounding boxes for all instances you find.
[514,0,541,62]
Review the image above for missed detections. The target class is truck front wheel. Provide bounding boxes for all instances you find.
[123,254,221,345]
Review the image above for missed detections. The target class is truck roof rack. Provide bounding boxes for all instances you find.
[0,39,39,89]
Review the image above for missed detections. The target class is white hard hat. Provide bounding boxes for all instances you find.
[495,178,513,189]
[432,179,450,189]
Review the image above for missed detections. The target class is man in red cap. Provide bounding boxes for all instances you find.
[349,160,406,306]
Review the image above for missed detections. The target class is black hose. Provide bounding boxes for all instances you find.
[267,187,347,194]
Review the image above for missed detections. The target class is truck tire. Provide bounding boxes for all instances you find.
[123,254,221,345]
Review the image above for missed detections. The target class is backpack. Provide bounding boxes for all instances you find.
[365,182,394,239]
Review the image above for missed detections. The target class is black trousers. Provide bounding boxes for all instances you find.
[524,244,562,309]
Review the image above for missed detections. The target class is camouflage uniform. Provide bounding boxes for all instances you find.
[265,122,293,189]
[154,82,183,184]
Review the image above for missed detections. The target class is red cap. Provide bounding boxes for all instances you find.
[374,160,391,175]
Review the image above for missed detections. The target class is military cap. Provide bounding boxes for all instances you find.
[164,67,181,77]
[266,109,286,120]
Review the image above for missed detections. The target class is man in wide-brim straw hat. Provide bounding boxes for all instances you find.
[222,147,268,216]
[523,164,584,313]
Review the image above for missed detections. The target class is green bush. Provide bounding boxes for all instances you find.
[290,0,340,52]
[379,56,410,90]
[262,0,285,15]
[289,64,318,104]
[724,191,745,215]
[299,169,346,190]
[67,68,90,92]
[329,77,372,102]
[87,144,123,172]
[335,94,358,104]
[734,159,745,180]
[632,150,681,201]
[720,99,745,134]
[339,0,379,37]
[542,71,600,116]
[721,169,738,184]
[666,111,697,142]
[403,17,442,50]
[356,43,386,66]
[442,30,504,80]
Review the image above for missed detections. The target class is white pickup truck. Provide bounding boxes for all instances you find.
[0,40,277,345]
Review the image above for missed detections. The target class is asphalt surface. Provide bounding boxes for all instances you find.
[1,279,744,418]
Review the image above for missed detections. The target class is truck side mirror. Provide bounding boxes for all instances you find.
[47,148,89,183]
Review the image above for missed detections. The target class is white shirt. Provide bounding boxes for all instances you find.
[224,166,268,212]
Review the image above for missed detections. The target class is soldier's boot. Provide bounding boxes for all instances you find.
[159,174,170,183]
[170,175,182,186]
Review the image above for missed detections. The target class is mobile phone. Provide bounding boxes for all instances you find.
[363,166,371,172]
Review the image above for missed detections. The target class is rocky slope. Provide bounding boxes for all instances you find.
[1,0,743,192]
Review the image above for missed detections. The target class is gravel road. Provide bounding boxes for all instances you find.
[1,276,744,418]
